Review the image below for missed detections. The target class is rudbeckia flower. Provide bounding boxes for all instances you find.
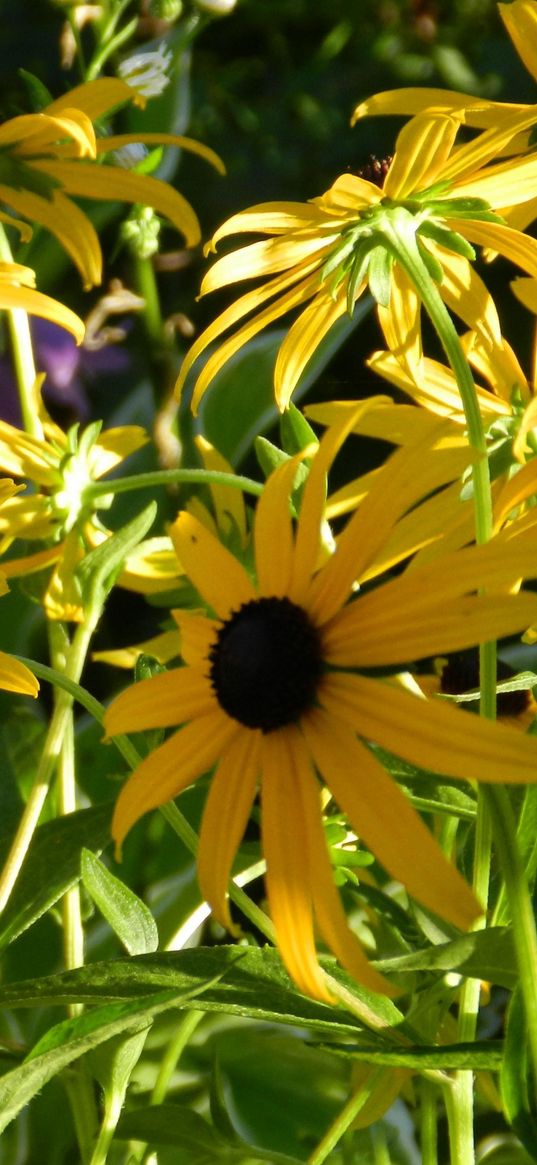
[176,104,537,412]
[0,77,224,288]
[0,262,83,343]
[105,412,537,1002]
[0,478,38,697]
[0,385,159,620]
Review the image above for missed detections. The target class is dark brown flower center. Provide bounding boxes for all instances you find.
[209,596,323,732]
[356,155,393,187]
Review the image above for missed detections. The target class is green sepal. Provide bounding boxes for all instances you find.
[76,501,157,610]
[416,238,444,284]
[134,653,167,683]
[417,219,476,262]
[280,402,318,456]
[367,245,393,308]
[17,68,54,111]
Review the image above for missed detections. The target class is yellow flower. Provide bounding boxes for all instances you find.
[0,479,38,697]
[0,78,224,288]
[176,105,537,412]
[105,412,537,1002]
[0,387,151,620]
[0,261,83,342]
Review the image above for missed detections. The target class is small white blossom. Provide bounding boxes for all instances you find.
[193,0,237,13]
[118,44,172,98]
[113,142,149,170]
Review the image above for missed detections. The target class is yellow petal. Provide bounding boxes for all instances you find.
[322,671,537,786]
[453,219,537,278]
[0,651,39,697]
[98,132,225,173]
[31,159,201,248]
[261,729,333,1002]
[0,544,62,578]
[255,451,313,597]
[305,423,472,625]
[454,151,537,210]
[285,724,397,996]
[190,272,320,414]
[511,276,537,313]
[201,233,335,295]
[198,728,261,932]
[377,261,422,369]
[46,77,141,119]
[499,0,537,84]
[434,246,503,346]
[111,708,239,852]
[351,87,523,128]
[206,201,333,251]
[92,629,180,669]
[172,609,220,667]
[0,279,84,343]
[0,184,102,289]
[103,665,214,734]
[290,401,383,607]
[0,421,59,484]
[384,114,460,200]
[91,426,148,477]
[274,285,348,411]
[170,511,255,619]
[436,105,537,185]
[194,435,247,543]
[303,703,480,930]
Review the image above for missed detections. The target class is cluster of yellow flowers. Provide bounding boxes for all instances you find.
[4,0,537,1015]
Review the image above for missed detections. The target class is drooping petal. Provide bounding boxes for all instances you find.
[0,651,39,697]
[453,151,537,210]
[206,202,332,250]
[434,247,503,346]
[436,105,537,185]
[92,630,180,669]
[260,729,333,1001]
[190,271,321,414]
[274,285,348,411]
[302,704,480,929]
[91,426,149,477]
[384,114,460,200]
[0,421,59,484]
[511,276,537,314]
[377,261,422,369]
[454,218,537,277]
[31,159,202,248]
[0,184,102,288]
[170,511,255,619]
[286,724,397,996]
[198,728,261,931]
[111,708,239,853]
[201,233,335,294]
[102,665,215,734]
[320,671,537,786]
[0,277,84,343]
[98,133,225,173]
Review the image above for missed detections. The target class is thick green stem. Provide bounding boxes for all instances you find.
[420,1079,438,1165]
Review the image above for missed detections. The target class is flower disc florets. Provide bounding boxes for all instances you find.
[209,596,323,732]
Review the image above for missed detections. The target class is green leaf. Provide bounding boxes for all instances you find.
[77,502,157,608]
[0,804,112,951]
[320,1040,503,1071]
[81,849,159,955]
[0,946,410,1042]
[377,927,517,989]
[117,1104,305,1164]
[501,986,537,1161]
[280,404,318,456]
[0,981,220,1136]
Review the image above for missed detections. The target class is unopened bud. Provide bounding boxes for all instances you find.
[121,207,161,259]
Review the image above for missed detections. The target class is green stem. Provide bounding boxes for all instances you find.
[87,467,263,501]
[307,1068,387,1165]
[420,1079,438,1165]
[484,783,537,1105]
[151,1010,203,1105]
[0,225,43,438]
[0,603,105,913]
[133,255,165,348]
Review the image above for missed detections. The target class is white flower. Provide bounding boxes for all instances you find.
[118,44,172,98]
[113,142,149,170]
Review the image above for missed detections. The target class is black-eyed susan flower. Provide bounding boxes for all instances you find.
[0,77,223,288]
[0,478,38,698]
[105,412,537,1001]
[175,101,537,412]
